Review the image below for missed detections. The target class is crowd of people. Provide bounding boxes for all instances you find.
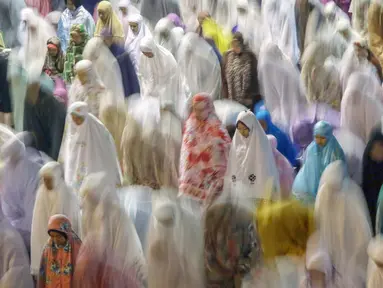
[1,0,383,287]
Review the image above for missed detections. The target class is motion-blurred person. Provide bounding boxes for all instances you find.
[57,0,95,52]
[293,121,345,203]
[0,136,44,252]
[154,17,181,57]
[177,32,222,100]
[63,24,89,84]
[94,1,125,45]
[25,0,52,17]
[368,0,383,68]
[38,215,82,288]
[367,236,383,287]
[226,110,280,201]
[30,162,80,278]
[179,94,231,205]
[43,37,65,79]
[59,102,122,194]
[350,0,370,39]
[315,160,372,287]
[222,32,261,110]
[45,11,63,32]
[0,201,33,287]
[140,0,181,30]
[362,120,383,234]
[0,0,25,48]
[118,0,140,33]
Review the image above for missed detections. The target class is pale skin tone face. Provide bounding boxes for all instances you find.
[49,231,67,246]
[315,135,327,147]
[76,70,88,85]
[370,141,383,162]
[193,102,209,121]
[43,175,54,190]
[98,9,107,22]
[237,121,250,138]
[71,114,85,126]
[71,31,82,45]
[129,22,139,34]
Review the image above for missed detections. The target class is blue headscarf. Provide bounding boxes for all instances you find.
[293,121,345,201]
[256,109,298,166]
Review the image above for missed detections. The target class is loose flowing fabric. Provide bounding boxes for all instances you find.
[30,162,80,276]
[25,0,52,17]
[38,215,82,288]
[179,94,231,202]
[315,160,372,287]
[59,102,122,194]
[293,121,345,202]
[227,110,280,200]
[95,1,125,43]
[367,236,383,287]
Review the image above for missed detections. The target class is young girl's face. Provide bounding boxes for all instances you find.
[315,135,327,147]
[49,231,67,246]
[237,122,250,138]
[48,46,58,57]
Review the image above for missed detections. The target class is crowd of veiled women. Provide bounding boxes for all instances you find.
[2,0,383,287]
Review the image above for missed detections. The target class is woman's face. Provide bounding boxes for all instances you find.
[315,135,327,147]
[71,114,85,126]
[193,101,209,121]
[119,7,128,16]
[49,231,67,246]
[67,0,76,10]
[71,31,82,45]
[77,70,88,85]
[43,175,54,190]
[48,46,58,57]
[370,140,383,162]
[98,9,107,22]
[237,121,250,138]
[231,40,242,54]
[129,22,139,34]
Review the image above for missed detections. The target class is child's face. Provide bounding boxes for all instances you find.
[71,32,82,45]
[48,46,58,57]
[49,231,67,246]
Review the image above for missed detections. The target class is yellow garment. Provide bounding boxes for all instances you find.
[202,18,232,55]
[95,1,124,42]
[368,3,383,68]
[255,199,315,259]
[0,31,5,49]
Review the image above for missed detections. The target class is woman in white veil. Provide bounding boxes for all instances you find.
[177,32,221,100]
[30,161,79,277]
[315,160,372,287]
[340,70,383,144]
[153,17,178,56]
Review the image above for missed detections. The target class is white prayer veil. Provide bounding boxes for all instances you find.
[82,37,125,105]
[147,200,205,288]
[30,161,79,276]
[258,42,307,129]
[177,32,222,99]
[226,110,280,200]
[340,70,383,144]
[350,0,369,39]
[315,160,372,287]
[154,17,178,56]
[367,236,383,288]
[138,36,189,117]
[213,99,247,128]
[118,0,140,26]
[59,102,122,195]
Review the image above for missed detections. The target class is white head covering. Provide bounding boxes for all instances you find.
[124,14,152,71]
[30,161,79,276]
[118,0,140,23]
[177,32,221,99]
[138,36,189,117]
[59,102,122,195]
[315,160,372,287]
[83,37,125,104]
[367,236,383,288]
[258,42,307,129]
[341,71,383,144]
[226,110,280,200]
[154,17,177,55]
[147,200,205,288]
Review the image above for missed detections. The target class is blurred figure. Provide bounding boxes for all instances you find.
[140,0,181,30]
[138,36,189,117]
[53,77,68,106]
[227,110,280,201]
[177,32,222,100]
[38,214,82,288]
[256,110,298,167]
[59,102,122,194]
[30,162,80,278]
[25,0,52,17]
[350,0,370,39]
[167,13,186,30]
[340,71,383,144]
[0,202,33,287]
[204,201,256,288]
[268,135,295,199]
[45,11,62,32]
[154,17,180,57]
[57,0,95,52]
[0,0,25,48]
[293,121,345,203]
[362,120,383,234]
[315,160,372,287]
[147,201,204,287]
[0,46,12,127]
[179,94,231,204]
[0,136,44,251]
[43,37,65,79]
[63,24,89,84]
[368,0,383,68]
[95,1,125,45]
[118,0,140,32]
[367,236,383,287]
[23,75,66,160]
[222,32,261,110]
[124,14,152,71]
